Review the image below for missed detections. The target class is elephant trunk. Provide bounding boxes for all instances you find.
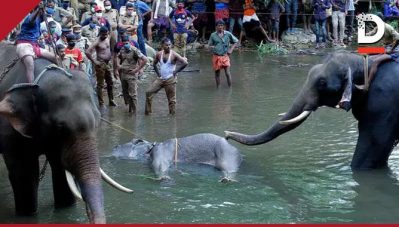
[225,90,316,145]
[63,133,105,224]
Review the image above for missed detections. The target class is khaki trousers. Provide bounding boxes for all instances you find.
[145,76,177,114]
[121,71,138,113]
[94,61,114,105]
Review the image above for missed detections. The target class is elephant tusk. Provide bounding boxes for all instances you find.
[278,112,286,116]
[279,110,311,125]
[65,170,83,201]
[100,168,134,193]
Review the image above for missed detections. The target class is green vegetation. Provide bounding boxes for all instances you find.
[256,41,288,55]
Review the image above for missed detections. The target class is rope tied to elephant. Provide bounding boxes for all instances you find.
[39,159,49,182]
[174,138,179,167]
[363,55,369,91]
[33,64,72,85]
[0,57,20,83]
[100,117,144,139]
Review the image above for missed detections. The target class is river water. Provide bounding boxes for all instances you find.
[1,50,399,223]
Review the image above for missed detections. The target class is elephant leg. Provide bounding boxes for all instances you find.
[352,118,397,169]
[47,154,76,208]
[2,149,39,216]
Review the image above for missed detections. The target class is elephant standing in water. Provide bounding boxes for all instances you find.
[226,51,399,169]
[0,43,131,223]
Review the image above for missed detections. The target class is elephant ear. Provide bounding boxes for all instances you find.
[0,84,39,138]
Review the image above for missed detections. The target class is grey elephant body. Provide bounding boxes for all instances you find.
[113,133,243,180]
[0,43,105,223]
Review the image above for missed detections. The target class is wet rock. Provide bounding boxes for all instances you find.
[281,28,316,44]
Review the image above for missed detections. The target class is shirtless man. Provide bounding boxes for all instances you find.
[86,26,117,106]
[145,37,188,115]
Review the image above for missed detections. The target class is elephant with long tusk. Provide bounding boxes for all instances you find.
[0,43,131,223]
[226,51,399,169]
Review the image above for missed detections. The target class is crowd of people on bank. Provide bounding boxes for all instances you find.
[3,0,399,115]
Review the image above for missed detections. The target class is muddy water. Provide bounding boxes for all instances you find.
[1,50,399,223]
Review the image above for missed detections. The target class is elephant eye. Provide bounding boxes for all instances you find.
[318,78,327,88]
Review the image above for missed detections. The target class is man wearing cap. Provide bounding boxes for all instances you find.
[73,24,91,73]
[207,20,238,88]
[169,0,193,58]
[116,35,148,114]
[119,3,140,40]
[64,34,84,70]
[86,26,117,106]
[16,2,56,83]
[56,27,73,46]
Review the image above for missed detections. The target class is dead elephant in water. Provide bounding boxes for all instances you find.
[112,133,243,182]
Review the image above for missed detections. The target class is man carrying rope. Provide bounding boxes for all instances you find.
[16,2,57,83]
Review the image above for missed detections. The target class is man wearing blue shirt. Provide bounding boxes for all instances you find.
[16,3,56,83]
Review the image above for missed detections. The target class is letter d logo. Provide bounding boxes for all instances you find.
[357,14,385,44]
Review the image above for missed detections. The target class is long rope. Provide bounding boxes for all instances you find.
[100,117,145,139]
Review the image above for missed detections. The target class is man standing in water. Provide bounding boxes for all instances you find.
[145,38,188,115]
[86,26,117,107]
[208,20,238,88]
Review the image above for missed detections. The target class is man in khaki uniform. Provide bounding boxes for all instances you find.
[58,0,78,28]
[81,19,100,43]
[81,1,97,23]
[103,0,119,47]
[116,35,148,114]
[73,24,91,72]
[118,2,139,40]
[71,0,90,20]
